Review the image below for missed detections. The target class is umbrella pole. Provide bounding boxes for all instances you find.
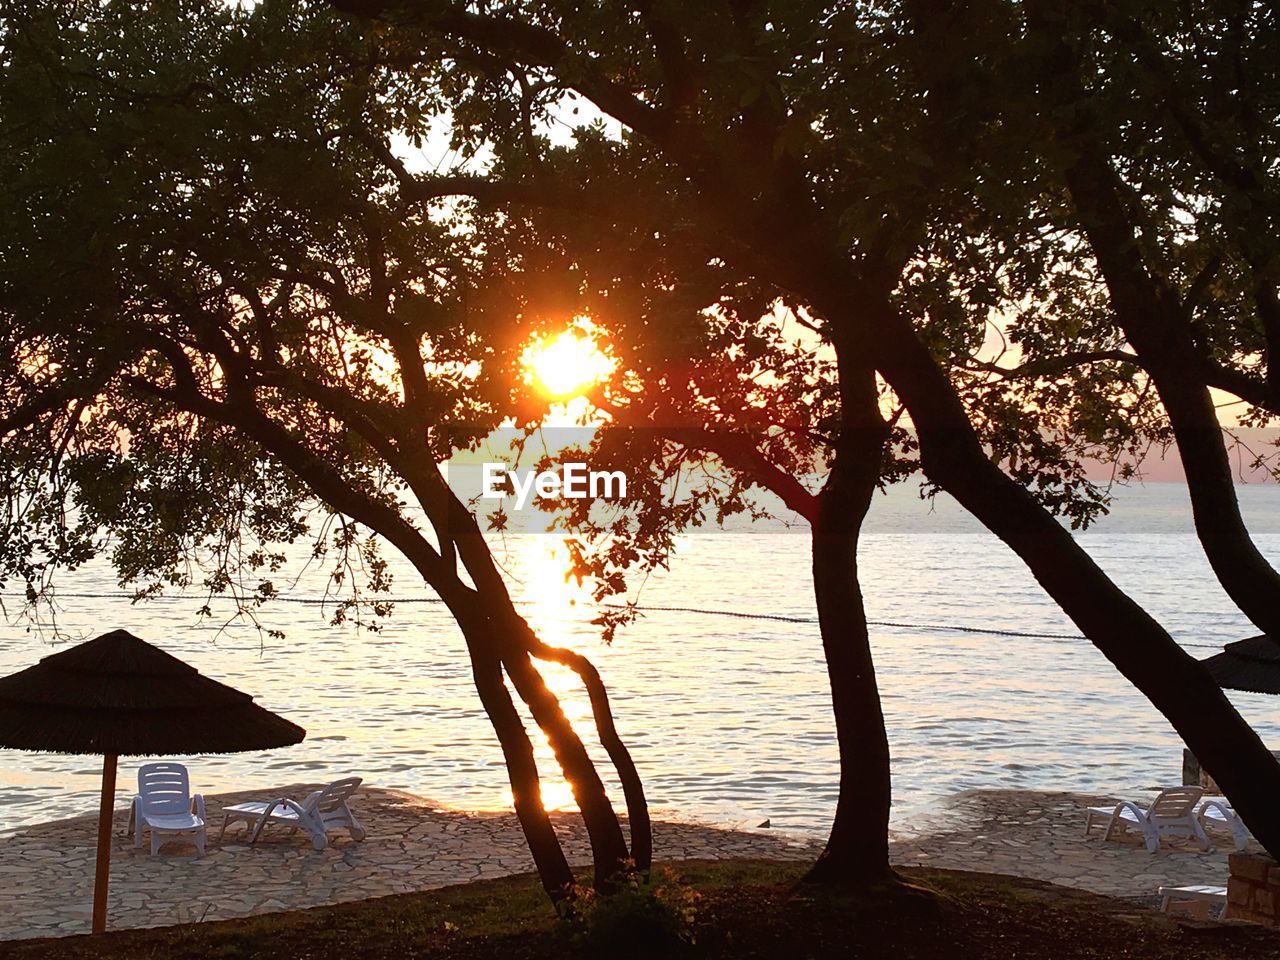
[91,753,117,934]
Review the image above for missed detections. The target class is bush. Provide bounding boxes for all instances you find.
[560,868,699,957]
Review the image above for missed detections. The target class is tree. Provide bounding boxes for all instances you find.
[447,111,913,883]
[1018,1,1280,638]
[897,0,1280,643]
[453,142,1113,887]
[0,0,649,900]
[331,0,1280,858]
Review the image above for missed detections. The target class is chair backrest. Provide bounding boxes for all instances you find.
[307,776,362,815]
[137,762,192,815]
[1148,786,1203,819]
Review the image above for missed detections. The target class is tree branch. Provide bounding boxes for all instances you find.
[968,349,1144,381]
[333,2,671,140]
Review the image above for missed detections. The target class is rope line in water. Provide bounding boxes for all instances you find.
[0,589,1091,641]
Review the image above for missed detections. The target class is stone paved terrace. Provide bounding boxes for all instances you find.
[0,785,820,940]
[892,789,1259,900]
[0,786,1259,939]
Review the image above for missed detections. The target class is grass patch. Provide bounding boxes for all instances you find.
[0,860,1276,959]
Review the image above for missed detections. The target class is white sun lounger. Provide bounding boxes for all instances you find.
[128,762,207,856]
[1196,797,1250,851]
[1158,884,1227,917]
[218,776,366,850]
[1084,786,1209,853]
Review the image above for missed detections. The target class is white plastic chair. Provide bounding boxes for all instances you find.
[128,762,207,856]
[1084,786,1209,853]
[1197,797,1250,851]
[218,777,366,851]
[1157,884,1227,918]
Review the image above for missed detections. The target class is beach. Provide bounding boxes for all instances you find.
[1,485,1277,940]
[0,784,1253,940]
[4,485,1280,838]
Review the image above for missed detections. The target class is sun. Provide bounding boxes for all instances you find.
[522,329,615,399]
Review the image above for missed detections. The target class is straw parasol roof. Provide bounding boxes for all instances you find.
[0,629,305,754]
[1203,635,1280,695]
[0,629,305,934]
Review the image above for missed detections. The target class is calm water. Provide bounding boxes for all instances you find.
[2,482,1278,837]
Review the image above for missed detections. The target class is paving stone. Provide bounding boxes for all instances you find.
[894,789,1246,901]
[0,784,821,940]
[0,785,1246,941]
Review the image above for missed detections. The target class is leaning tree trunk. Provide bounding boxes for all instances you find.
[450,589,631,893]
[857,295,1280,857]
[409,461,650,882]
[524,631,653,872]
[804,359,895,885]
[148,380,614,904]
[445,584,632,890]
[499,642,632,888]
[463,636,577,902]
[1130,344,1280,641]
[1057,170,1280,641]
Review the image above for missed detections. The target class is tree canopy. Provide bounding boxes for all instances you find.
[5,0,1280,896]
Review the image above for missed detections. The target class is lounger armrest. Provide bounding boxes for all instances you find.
[1113,800,1148,823]
[192,794,206,819]
[262,797,313,821]
[1199,799,1250,850]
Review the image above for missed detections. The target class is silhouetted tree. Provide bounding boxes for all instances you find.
[0,0,648,900]
[921,0,1280,640]
[331,0,1280,864]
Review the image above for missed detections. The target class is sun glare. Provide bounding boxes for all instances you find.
[523,329,614,399]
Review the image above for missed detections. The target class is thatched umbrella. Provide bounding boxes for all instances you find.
[0,629,305,933]
[1203,635,1280,695]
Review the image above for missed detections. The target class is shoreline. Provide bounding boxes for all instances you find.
[0,785,1255,940]
[0,783,820,940]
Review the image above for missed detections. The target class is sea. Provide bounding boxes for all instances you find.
[2,480,1279,838]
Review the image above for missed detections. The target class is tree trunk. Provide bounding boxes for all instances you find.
[1133,349,1280,641]
[161,392,587,904]
[527,635,653,872]
[447,585,632,891]
[858,298,1280,857]
[464,640,577,903]
[499,643,632,888]
[804,361,895,884]
[1046,91,1280,642]
[409,466,650,882]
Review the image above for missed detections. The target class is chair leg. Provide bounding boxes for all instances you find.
[348,813,367,842]
[1191,819,1213,852]
[151,832,163,857]
[1234,822,1250,852]
[1142,824,1160,853]
[249,817,268,845]
[1103,814,1123,843]
[194,830,206,858]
